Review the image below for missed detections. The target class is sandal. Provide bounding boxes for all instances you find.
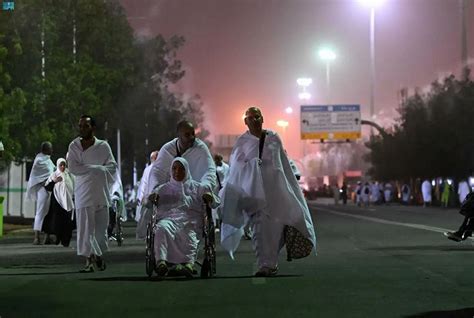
[156,261,168,277]
[79,263,95,273]
[93,255,107,271]
[182,263,194,278]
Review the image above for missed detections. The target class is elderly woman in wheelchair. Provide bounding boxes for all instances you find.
[146,157,218,278]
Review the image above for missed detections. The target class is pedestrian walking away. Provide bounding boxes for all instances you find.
[26,141,55,245]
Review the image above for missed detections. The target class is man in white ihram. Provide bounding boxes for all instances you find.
[67,115,117,273]
[421,179,432,207]
[26,142,55,245]
[135,150,158,239]
[220,107,316,277]
[146,120,216,201]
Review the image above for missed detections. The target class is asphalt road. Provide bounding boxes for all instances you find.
[1,201,474,318]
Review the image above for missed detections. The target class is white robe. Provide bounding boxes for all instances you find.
[26,153,55,201]
[216,162,230,189]
[384,183,393,203]
[45,159,75,212]
[421,180,432,203]
[147,138,216,198]
[213,162,230,223]
[67,137,117,257]
[370,184,380,203]
[153,157,217,264]
[361,185,370,204]
[67,137,117,209]
[26,153,55,231]
[458,180,471,204]
[220,130,316,261]
[401,184,411,203]
[135,164,154,239]
[110,169,127,221]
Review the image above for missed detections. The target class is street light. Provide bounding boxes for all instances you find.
[358,0,385,123]
[298,92,311,100]
[276,120,289,128]
[358,0,385,8]
[318,48,337,104]
[297,77,313,101]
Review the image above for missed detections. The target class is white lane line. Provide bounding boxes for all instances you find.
[316,206,466,236]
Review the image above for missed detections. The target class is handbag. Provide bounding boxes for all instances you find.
[257,131,313,261]
[284,225,313,261]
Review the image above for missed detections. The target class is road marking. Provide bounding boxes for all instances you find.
[316,206,473,240]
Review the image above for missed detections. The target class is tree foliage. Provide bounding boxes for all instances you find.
[0,1,210,183]
[366,70,474,181]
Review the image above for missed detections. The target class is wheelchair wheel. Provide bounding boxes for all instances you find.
[145,222,155,278]
[116,213,123,247]
[200,258,211,278]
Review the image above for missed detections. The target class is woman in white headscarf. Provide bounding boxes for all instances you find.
[42,158,75,247]
[148,157,218,278]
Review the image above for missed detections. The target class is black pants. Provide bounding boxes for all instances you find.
[457,216,474,236]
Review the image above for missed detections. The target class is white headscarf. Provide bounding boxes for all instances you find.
[47,158,74,211]
[157,157,205,211]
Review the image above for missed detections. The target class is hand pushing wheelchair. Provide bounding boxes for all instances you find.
[145,198,217,279]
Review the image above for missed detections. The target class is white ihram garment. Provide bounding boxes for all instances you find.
[421,180,432,203]
[46,158,75,212]
[146,138,216,197]
[26,153,55,231]
[458,180,471,204]
[67,137,117,257]
[135,164,154,239]
[220,130,316,268]
[152,157,217,264]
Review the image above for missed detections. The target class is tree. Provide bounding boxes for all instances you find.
[366,70,474,181]
[2,1,213,186]
[0,17,27,165]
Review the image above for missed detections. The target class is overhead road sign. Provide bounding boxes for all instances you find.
[301,105,361,140]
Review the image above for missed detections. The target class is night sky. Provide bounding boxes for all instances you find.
[120,0,474,158]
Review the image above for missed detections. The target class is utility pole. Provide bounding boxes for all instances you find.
[460,0,469,79]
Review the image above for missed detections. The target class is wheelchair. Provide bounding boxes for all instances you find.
[145,202,216,279]
[108,195,124,246]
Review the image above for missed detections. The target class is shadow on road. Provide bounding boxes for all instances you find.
[0,271,81,276]
[82,274,302,282]
[367,245,474,252]
[405,307,474,317]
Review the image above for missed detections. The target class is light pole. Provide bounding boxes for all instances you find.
[460,0,469,79]
[318,48,337,105]
[358,0,385,124]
